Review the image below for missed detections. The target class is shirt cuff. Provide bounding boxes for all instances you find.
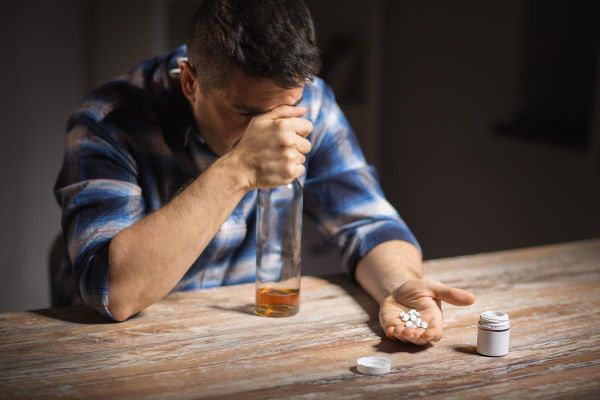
[345,220,421,279]
[78,243,118,322]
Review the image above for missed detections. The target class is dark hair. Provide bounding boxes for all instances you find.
[185,0,321,89]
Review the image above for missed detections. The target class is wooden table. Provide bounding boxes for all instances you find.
[1,240,599,399]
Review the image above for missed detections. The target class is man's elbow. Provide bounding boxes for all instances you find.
[107,236,137,322]
[107,301,134,322]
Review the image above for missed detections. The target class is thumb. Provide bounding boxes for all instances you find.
[265,105,307,120]
[428,280,476,306]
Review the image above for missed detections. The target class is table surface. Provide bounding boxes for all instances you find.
[1,239,599,399]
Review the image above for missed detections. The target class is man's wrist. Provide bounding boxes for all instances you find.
[212,151,253,193]
[356,240,423,305]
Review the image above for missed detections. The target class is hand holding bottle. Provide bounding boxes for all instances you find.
[231,105,313,190]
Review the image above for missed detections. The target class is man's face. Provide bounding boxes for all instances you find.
[182,65,304,155]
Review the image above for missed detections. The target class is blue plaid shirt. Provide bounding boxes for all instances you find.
[54,45,419,320]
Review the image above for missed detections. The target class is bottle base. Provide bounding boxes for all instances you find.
[254,304,299,318]
[255,288,300,318]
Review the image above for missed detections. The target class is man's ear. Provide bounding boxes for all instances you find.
[179,61,199,102]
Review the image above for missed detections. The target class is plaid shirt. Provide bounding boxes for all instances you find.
[54,45,419,320]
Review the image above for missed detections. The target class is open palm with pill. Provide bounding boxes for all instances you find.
[380,279,476,345]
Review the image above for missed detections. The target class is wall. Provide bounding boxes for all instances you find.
[0,1,87,312]
[86,0,168,88]
[380,1,600,259]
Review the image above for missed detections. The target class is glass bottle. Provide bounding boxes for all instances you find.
[255,179,303,317]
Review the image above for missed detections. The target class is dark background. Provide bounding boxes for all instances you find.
[1,0,598,312]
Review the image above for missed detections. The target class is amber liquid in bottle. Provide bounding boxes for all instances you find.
[256,180,303,317]
[255,287,300,317]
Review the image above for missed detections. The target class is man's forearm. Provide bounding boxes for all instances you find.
[355,240,423,304]
[107,152,249,321]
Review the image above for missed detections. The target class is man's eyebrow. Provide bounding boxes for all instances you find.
[234,97,303,114]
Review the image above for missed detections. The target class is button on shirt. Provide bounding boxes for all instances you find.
[54,45,419,321]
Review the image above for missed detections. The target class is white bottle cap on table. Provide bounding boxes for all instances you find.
[356,356,391,375]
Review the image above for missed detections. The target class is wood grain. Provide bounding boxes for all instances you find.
[1,239,599,399]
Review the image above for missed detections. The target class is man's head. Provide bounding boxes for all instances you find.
[179,0,321,154]
[185,0,320,90]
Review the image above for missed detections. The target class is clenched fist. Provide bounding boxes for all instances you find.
[231,105,313,189]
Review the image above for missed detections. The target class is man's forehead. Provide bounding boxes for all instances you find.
[224,70,305,112]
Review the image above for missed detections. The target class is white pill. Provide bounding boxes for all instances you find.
[408,309,417,315]
[420,321,428,329]
[410,314,418,322]
[399,312,406,318]
[416,318,422,325]
[401,314,410,321]
[405,321,417,328]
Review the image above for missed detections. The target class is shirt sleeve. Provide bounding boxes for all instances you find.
[304,83,420,278]
[54,121,145,321]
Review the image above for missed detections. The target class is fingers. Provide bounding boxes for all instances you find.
[428,280,476,306]
[294,136,312,155]
[293,164,306,180]
[290,118,313,138]
[285,148,306,166]
[381,306,433,345]
[380,296,446,346]
[271,116,312,155]
[243,105,312,187]
[273,117,312,139]
[265,105,307,120]
[387,324,441,346]
[420,302,444,343]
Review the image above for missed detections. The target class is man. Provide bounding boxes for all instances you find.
[55,0,475,346]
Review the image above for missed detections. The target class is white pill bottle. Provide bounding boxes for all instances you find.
[477,311,510,356]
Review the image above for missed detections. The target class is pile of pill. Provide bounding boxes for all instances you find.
[400,309,428,330]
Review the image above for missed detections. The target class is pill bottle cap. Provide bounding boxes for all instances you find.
[356,356,391,375]
[479,310,510,330]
